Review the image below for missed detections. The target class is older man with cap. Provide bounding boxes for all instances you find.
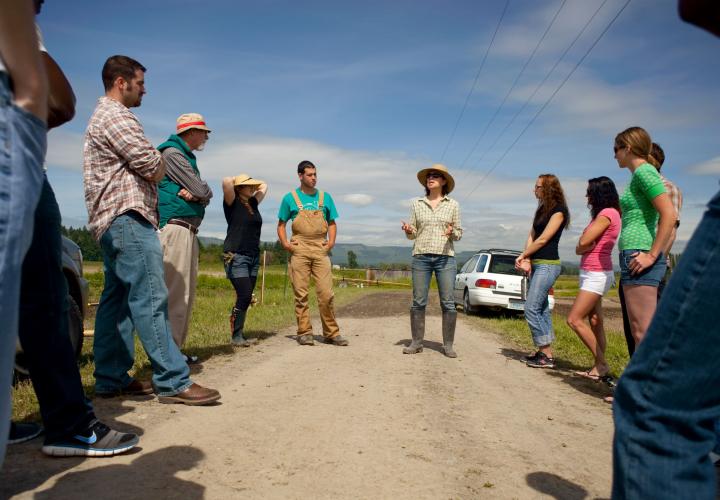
[157,113,213,363]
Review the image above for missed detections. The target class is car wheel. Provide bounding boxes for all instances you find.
[463,290,474,315]
[67,294,84,358]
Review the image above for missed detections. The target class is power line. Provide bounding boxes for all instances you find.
[439,0,510,162]
[462,0,611,182]
[455,0,568,178]
[461,0,632,202]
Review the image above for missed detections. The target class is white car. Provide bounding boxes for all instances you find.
[454,249,555,314]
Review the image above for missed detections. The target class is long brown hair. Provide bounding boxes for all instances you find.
[534,174,570,228]
[615,126,659,168]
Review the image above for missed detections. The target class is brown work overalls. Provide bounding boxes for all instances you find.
[288,190,340,339]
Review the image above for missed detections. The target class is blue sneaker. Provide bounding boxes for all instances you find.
[42,420,138,457]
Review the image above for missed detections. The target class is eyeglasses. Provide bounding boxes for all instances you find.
[426,173,444,179]
[534,185,542,190]
[613,145,623,153]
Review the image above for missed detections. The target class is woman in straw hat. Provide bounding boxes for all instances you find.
[401,164,463,357]
[221,174,268,347]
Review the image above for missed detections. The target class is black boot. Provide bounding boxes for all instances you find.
[403,309,425,354]
[230,307,257,347]
[442,310,457,358]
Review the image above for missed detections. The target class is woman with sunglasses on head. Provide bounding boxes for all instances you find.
[567,177,621,382]
[221,174,268,347]
[613,127,675,348]
[401,164,462,358]
[515,174,570,369]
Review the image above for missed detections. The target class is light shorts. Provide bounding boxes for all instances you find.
[579,269,615,296]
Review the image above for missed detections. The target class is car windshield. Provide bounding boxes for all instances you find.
[489,255,523,276]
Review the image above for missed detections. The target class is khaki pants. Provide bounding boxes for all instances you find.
[159,223,199,347]
[289,237,340,338]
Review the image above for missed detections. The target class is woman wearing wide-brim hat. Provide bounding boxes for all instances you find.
[221,173,268,347]
[401,163,463,357]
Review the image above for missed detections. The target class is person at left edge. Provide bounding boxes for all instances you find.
[157,113,213,365]
[83,55,220,406]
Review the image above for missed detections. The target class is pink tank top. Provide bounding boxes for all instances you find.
[580,208,621,272]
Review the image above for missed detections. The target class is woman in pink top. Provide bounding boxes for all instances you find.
[567,176,621,381]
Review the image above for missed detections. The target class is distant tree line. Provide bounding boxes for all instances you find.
[61,225,102,261]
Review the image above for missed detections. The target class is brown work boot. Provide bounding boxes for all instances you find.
[158,383,221,406]
[297,334,315,346]
[324,335,349,346]
[96,378,153,398]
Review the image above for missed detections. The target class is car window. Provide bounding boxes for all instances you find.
[475,255,488,272]
[462,256,479,274]
[489,254,523,275]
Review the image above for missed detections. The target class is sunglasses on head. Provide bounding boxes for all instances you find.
[426,173,444,179]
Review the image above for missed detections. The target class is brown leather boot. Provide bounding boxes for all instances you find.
[158,383,221,406]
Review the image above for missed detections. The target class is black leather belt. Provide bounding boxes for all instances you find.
[167,219,198,234]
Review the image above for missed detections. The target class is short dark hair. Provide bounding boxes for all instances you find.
[297,160,316,174]
[651,142,665,170]
[102,55,146,91]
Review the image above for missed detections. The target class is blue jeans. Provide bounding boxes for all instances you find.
[94,212,192,396]
[612,188,720,499]
[0,74,46,465]
[525,263,561,347]
[411,254,456,312]
[224,252,260,279]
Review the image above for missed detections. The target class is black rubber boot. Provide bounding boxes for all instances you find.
[442,310,457,358]
[403,309,425,354]
[230,307,256,347]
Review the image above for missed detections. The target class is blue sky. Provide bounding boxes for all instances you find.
[38,0,720,260]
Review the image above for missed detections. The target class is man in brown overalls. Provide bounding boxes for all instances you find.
[277,160,347,346]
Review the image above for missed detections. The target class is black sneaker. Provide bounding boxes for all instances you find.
[526,351,555,369]
[8,422,43,444]
[42,420,139,457]
[525,351,541,362]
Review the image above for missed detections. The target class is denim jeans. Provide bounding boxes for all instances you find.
[411,254,456,312]
[19,178,95,443]
[525,263,561,347]
[94,212,192,396]
[0,74,46,465]
[613,188,720,499]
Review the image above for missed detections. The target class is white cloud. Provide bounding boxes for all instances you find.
[687,156,720,175]
[342,193,374,206]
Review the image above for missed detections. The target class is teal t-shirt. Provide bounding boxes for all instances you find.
[277,188,339,222]
[619,163,666,251]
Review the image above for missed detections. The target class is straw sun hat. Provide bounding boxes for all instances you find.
[176,113,212,134]
[416,163,455,193]
[233,174,265,187]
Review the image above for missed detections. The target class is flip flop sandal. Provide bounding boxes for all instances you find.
[575,369,601,381]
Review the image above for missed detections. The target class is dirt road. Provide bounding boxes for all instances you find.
[3,292,614,499]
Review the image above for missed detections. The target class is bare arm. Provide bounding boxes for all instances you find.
[324,221,337,251]
[627,193,676,275]
[277,220,296,253]
[576,216,611,255]
[42,51,75,129]
[222,177,235,205]
[254,182,268,204]
[0,0,47,122]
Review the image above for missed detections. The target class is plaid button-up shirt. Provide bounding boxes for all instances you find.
[661,174,683,224]
[83,97,163,240]
[406,196,462,256]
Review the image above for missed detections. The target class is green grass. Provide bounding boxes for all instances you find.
[11,268,369,422]
[463,309,629,378]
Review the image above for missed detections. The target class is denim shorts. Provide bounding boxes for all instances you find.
[619,249,666,287]
[224,252,260,279]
